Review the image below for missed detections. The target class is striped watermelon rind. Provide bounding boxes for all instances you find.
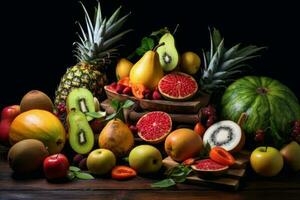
[221,76,300,147]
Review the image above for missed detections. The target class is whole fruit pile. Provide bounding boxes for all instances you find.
[1,1,300,189]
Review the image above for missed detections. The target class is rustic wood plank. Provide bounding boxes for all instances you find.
[2,190,300,200]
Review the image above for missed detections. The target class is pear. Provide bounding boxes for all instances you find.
[157,33,179,72]
[280,141,300,171]
[129,47,164,90]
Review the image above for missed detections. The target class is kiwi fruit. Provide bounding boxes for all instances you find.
[66,88,95,121]
[202,120,245,153]
[20,90,54,113]
[8,139,49,174]
[67,108,94,154]
[157,32,179,72]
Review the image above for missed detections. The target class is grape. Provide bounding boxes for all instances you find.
[254,129,265,143]
[206,116,216,127]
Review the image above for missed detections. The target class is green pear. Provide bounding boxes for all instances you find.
[280,141,300,171]
[157,33,179,72]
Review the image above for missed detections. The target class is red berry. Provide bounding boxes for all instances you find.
[255,129,265,142]
[116,84,125,94]
[206,116,216,127]
[143,88,152,99]
[152,90,161,100]
[122,86,132,95]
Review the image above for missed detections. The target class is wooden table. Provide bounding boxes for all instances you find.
[1,154,300,200]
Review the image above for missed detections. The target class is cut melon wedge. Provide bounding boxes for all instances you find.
[203,120,245,153]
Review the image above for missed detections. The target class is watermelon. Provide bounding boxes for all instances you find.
[221,76,300,147]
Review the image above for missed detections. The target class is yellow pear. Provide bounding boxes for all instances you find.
[129,49,164,90]
[115,58,133,80]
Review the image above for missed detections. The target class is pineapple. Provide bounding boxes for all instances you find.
[54,2,131,112]
[200,28,265,93]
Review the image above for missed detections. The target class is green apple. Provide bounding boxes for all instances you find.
[129,145,162,174]
[87,148,116,175]
[280,141,300,172]
[250,146,283,177]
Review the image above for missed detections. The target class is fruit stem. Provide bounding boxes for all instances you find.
[172,24,180,35]
[237,112,247,127]
[153,42,165,52]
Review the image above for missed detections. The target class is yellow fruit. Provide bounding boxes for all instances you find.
[99,118,134,157]
[180,52,201,75]
[9,109,66,154]
[115,58,133,80]
[129,50,164,90]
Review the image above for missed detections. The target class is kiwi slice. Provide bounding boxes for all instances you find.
[157,33,179,72]
[66,88,95,121]
[67,108,94,154]
[202,120,245,153]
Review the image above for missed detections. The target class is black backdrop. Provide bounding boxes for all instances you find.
[1,0,299,110]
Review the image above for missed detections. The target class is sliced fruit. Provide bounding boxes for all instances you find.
[132,84,146,99]
[118,76,131,87]
[182,158,196,166]
[111,166,137,180]
[209,146,235,166]
[191,159,228,176]
[157,32,179,72]
[136,111,172,144]
[66,88,95,121]
[158,72,198,101]
[203,120,245,153]
[67,108,94,154]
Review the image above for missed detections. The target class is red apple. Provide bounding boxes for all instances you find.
[0,105,20,145]
[43,154,69,180]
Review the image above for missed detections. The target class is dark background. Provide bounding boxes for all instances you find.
[0,0,299,110]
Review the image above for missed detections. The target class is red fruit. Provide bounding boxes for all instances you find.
[209,146,235,166]
[255,129,265,143]
[78,158,87,170]
[191,159,228,176]
[122,86,132,95]
[294,120,300,127]
[152,90,161,100]
[158,72,198,100]
[0,105,20,145]
[182,158,196,166]
[136,111,172,144]
[143,88,152,99]
[111,166,137,180]
[43,154,69,180]
[194,122,206,137]
[116,84,126,94]
[90,119,105,134]
[129,125,138,135]
[206,116,216,127]
[73,154,84,165]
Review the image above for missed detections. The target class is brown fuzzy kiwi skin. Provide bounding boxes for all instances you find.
[20,90,54,113]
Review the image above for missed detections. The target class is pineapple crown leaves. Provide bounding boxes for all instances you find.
[74,1,132,68]
[200,27,267,92]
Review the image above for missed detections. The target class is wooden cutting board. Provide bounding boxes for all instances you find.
[162,151,250,191]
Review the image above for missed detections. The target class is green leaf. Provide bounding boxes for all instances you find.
[69,166,80,172]
[105,113,117,121]
[75,172,95,180]
[141,37,154,50]
[122,100,135,109]
[86,111,106,119]
[150,27,169,37]
[136,47,146,56]
[111,99,120,111]
[151,178,176,188]
[67,171,76,180]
